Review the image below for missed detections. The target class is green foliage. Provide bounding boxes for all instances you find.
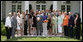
[1,22,6,35]
[67,24,82,37]
[81,23,82,35]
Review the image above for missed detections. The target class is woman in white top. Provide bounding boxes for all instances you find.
[20,11,25,36]
[5,12,12,40]
[17,12,21,37]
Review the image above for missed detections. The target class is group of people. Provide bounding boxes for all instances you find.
[5,8,81,40]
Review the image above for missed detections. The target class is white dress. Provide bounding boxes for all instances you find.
[17,16,21,30]
[58,16,63,33]
[20,14,24,29]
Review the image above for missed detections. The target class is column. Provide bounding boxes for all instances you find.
[1,1,2,20]
[53,1,58,11]
[6,1,12,18]
[25,1,29,13]
[80,1,82,22]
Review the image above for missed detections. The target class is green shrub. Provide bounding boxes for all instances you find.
[81,23,82,36]
[67,23,82,37]
[1,22,6,35]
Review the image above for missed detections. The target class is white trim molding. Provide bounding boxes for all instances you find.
[53,1,57,11]
[25,1,29,13]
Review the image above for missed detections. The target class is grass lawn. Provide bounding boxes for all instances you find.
[1,35,82,41]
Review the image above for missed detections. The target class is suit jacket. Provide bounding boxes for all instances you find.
[68,15,74,26]
[11,16,17,28]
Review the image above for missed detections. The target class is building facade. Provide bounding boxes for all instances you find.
[1,1,82,22]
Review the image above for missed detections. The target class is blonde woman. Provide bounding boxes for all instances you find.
[20,11,25,36]
[52,12,57,35]
[5,12,12,40]
[17,12,21,37]
[47,13,52,35]
[57,11,63,35]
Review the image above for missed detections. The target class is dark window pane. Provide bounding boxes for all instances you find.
[61,5,65,12]
[42,5,46,10]
[12,5,16,14]
[36,5,40,11]
[67,5,71,13]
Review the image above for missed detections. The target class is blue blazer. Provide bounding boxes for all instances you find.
[68,15,74,26]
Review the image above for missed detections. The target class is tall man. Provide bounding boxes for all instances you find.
[24,10,28,35]
[11,12,17,38]
[68,12,74,38]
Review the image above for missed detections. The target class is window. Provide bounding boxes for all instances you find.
[67,5,71,13]
[36,5,40,11]
[12,5,16,14]
[17,5,21,13]
[12,1,22,14]
[61,5,65,12]
[61,5,71,13]
[42,5,46,10]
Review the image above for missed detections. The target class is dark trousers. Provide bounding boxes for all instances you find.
[24,21,28,35]
[12,27,16,38]
[10,28,12,36]
[36,23,42,35]
[75,27,80,39]
[64,26,68,36]
[5,27,11,39]
[69,26,73,38]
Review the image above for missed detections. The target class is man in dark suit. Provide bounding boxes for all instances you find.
[24,10,28,35]
[68,12,74,38]
[11,12,17,38]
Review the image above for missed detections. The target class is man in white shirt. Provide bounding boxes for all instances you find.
[5,12,12,40]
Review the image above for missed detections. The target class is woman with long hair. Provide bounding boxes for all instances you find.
[32,12,37,35]
[20,11,25,36]
[57,11,63,36]
[17,12,21,37]
[74,13,81,40]
[47,13,52,35]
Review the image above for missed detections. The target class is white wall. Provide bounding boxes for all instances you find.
[80,1,82,22]
[24,1,29,13]
[71,1,80,14]
[53,1,58,11]
[6,1,12,17]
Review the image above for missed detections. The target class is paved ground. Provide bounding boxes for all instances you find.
[15,27,64,37]
[15,33,64,38]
